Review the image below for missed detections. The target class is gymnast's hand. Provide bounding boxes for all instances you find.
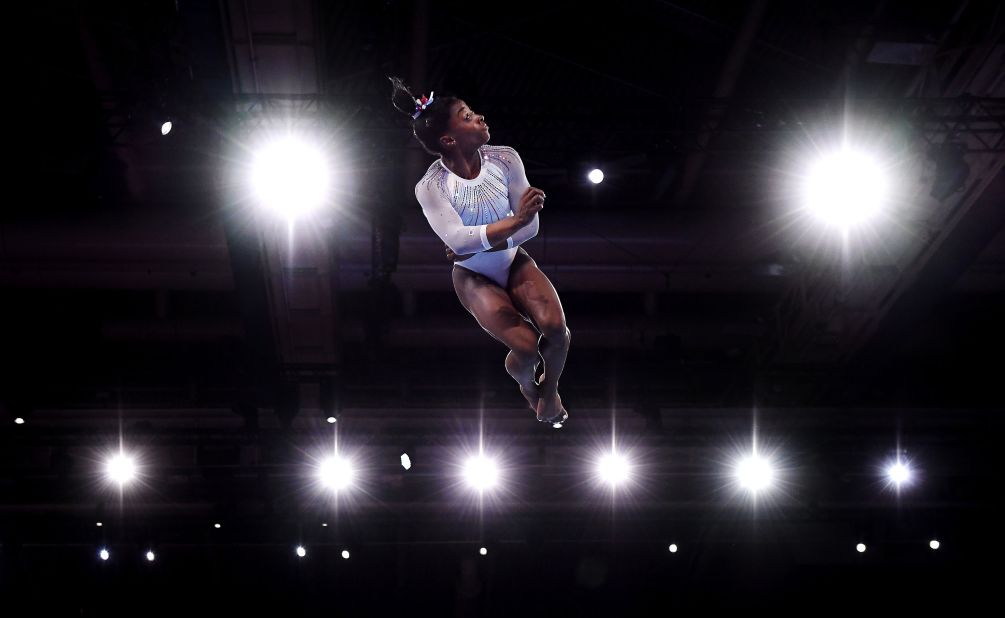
[515,187,545,225]
[445,244,473,262]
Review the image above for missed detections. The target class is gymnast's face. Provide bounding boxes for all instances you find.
[440,100,490,153]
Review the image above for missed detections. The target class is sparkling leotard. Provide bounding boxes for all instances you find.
[414,145,539,287]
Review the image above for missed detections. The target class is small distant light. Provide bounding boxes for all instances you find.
[929,540,940,550]
[735,454,774,493]
[322,523,328,527]
[401,454,412,470]
[464,455,499,492]
[856,543,867,553]
[887,462,912,486]
[319,455,354,491]
[99,549,110,561]
[214,523,221,529]
[96,522,103,527]
[326,416,337,424]
[296,546,307,558]
[479,547,488,556]
[341,550,350,560]
[669,544,678,553]
[597,452,631,486]
[146,551,156,562]
[106,453,137,485]
[14,417,25,425]
[588,169,605,184]
[161,121,173,136]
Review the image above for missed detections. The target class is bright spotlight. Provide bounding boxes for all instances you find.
[886,461,912,487]
[479,547,488,556]
[96,522,103,527]
[14,417,25,425]
[856,543,867,553]
[319,455,354,491]
[252,137,331,220]
[160,121,173,136]
[803,149,886,229]
[326,416,337,424]
[99,548,110,561]
[929,540,940,550]
[588,169,605,184]
[146,550,156,562]
[296,546,307,558]
[463,455,499,492]
[735,454,774,492]
[106,453,137,486]
[401,453,412,470]
[597,452,631,486]
[214,523,221,529]
[341,550,350,560]
[669,544,678,553]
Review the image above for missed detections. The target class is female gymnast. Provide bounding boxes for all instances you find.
[389,76,571,425]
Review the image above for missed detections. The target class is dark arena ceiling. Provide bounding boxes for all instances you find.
[1,0,1003,614]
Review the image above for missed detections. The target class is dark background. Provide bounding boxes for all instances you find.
[1,0,1002,614]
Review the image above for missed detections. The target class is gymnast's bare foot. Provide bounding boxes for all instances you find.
[519,373,543,413]
[536,391,567,425]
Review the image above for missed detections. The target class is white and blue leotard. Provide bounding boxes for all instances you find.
[414,145,540,288]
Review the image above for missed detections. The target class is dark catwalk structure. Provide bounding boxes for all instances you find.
[2,1,1003,615]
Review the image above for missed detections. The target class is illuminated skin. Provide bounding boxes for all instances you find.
[416,100,570,423]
